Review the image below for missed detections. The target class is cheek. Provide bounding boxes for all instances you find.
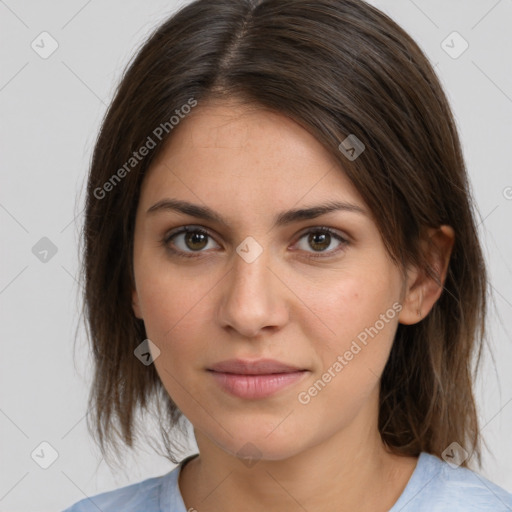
[293,275,400,424]
[137,256,215,327]
[295,269,400,349]
[138,271,214,407]
[136,267,216,360]
[291,269,402,413]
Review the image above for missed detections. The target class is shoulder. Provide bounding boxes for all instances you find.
[392,452,512,512]
[61,464,185,512]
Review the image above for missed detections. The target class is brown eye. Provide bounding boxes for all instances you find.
[163,226,220,256]
[308,232,331,251]
[185,230,208,251]
[294,227,349,257]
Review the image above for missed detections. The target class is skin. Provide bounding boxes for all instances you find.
[131,98,455,512]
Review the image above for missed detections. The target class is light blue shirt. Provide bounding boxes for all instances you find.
[62,452,512,511]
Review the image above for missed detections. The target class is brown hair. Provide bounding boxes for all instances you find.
[79,0,488,469]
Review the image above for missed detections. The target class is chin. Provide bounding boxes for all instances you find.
[201,418,311,463]
[223,437,304,463]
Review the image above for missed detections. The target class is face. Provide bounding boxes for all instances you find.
[131,99,410,461]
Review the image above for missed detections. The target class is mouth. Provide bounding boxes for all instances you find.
[208,358,306,375]
[207,359,309,399]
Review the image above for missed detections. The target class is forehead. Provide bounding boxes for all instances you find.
[138,99,366,216]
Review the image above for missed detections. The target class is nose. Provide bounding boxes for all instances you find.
[216,246,289,338]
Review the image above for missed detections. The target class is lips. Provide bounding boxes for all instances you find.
[208,358,304,375]
[207,359,309,399]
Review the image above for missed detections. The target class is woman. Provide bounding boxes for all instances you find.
[64,0,512,510]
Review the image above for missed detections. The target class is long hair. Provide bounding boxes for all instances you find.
[80,0,488,469]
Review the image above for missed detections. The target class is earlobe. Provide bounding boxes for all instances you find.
[397,265,423,325]
[132,289,143,319]
[398,225,455,326]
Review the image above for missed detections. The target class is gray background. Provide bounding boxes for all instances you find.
[1,0,511,510]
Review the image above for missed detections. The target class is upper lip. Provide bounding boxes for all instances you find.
[208,359,305,375]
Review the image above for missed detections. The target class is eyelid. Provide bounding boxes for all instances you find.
[162,224,220,247]
[291,226,349,257]
[295,225,350,243]
[164,224,218,242]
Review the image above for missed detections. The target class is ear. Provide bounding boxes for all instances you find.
[132,288,143,319]
[398,225,455,325]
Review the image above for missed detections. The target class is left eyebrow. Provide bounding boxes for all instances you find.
[273,201,368,228]
[146,198,368,229]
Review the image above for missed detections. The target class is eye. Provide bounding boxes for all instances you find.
[162,226,220,257]
[294,227,348,257]
[162,225,349,259]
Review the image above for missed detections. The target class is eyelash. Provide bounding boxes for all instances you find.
[161,225,349,260]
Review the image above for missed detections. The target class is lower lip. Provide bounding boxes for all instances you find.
[209,370,308,399]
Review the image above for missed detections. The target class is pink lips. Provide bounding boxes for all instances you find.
[208,359,308,399]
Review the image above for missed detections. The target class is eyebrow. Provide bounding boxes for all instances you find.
[146,198,367,229]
